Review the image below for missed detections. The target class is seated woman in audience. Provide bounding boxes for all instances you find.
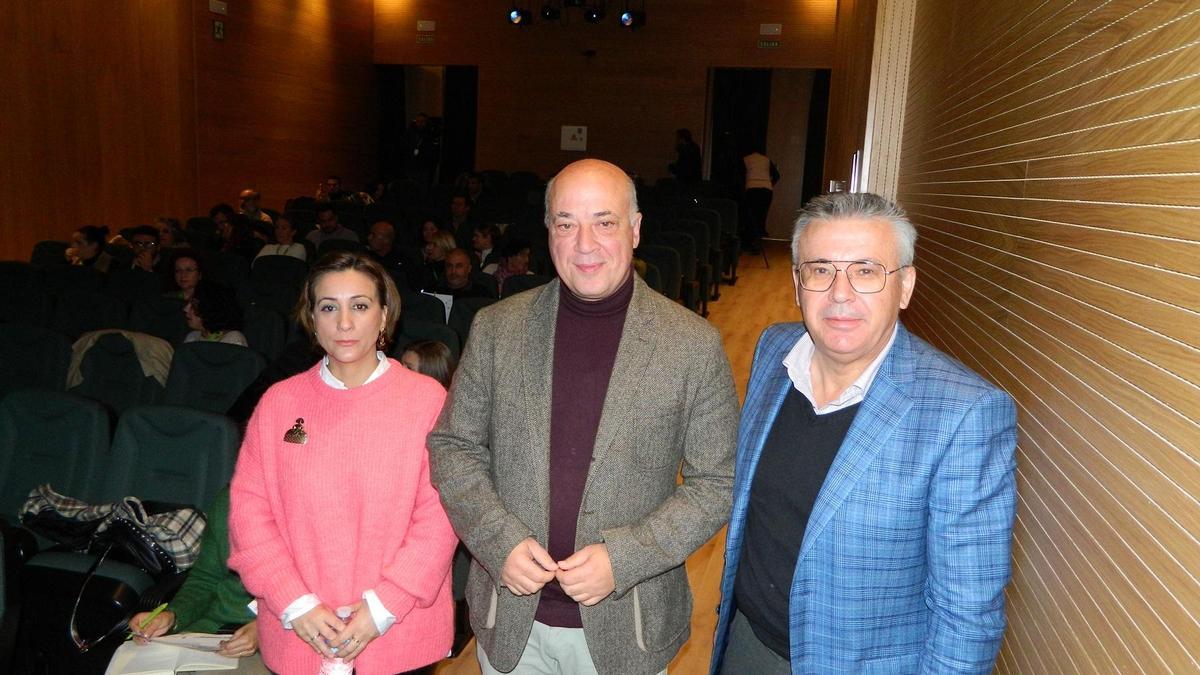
[254,216,307,263]
[399,340,457,389]
[420,218,446,247]
[65,225,114,272]
[229,251,457,675]
[124,487,268,674]
[184,282,248,346]
[155,217,185,249]
[492,236,533,296]
[419,230,456,290]
[170,249,205,301]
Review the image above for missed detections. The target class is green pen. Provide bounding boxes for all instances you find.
[126,603,169,641]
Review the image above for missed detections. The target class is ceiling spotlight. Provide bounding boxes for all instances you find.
[508,6,532,24]
[584,5,606,23]
[619,10,645,28]
[541,4,561,20]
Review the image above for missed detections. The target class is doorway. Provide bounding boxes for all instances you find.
[708,67,830,240]
[377,65,479,186]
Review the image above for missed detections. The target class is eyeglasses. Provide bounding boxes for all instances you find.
[132,241,159,248]
[794,260,909,294]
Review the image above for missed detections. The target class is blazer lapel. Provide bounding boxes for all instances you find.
[524,281,560,530]
[583,277,656,490]
[797,325,916,564]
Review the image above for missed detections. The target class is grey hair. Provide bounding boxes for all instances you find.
[791,192,917,267]
[543,164,640,227]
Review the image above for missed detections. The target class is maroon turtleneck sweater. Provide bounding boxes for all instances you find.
[535,270,635,627]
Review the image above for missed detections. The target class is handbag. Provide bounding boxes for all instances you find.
[19,484,208,652]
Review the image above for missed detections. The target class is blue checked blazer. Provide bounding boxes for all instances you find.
[711,322,1017,674]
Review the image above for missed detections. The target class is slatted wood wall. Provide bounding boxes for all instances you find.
[895,1,1200,671]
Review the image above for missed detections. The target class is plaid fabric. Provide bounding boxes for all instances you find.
[20,484,207,570]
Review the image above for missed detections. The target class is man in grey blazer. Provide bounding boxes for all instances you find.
[428,159,738,675]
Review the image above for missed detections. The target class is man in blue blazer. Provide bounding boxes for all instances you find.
[711,192,1017,674]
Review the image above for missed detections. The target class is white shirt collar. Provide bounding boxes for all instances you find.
[781,324,898,415]
[319,351,390,389]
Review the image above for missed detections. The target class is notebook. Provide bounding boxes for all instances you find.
[105,634,238,675]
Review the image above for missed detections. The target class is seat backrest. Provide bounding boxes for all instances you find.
[30,241,70,269]
[316,238,364,258]
[204,251,250,289]
[101,406,239,509]
[105,267,165,303]
[666,218,712,259]
[678,208,722,253]
[402,291,449,325]
[44,265,106,297]
[393,319,462,361]
[0,390,110,515]
[698,197,739,236]
[242,306,287,362]
[71,333,165,413]
[0,263,50,328]
[448,296,499,344]
[250,253,309,289]
[51,290,128,339]
[164,342,265,413]
[0,323,71,398]
[641,263,663,293]
[636,245,682,300]
[128,296,189,344]
[501,274,551,299]
[646,231,697,282]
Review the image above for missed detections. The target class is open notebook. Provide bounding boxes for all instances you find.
[106,634,237,675]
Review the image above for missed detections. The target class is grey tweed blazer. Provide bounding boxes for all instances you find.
[428,275,738,675]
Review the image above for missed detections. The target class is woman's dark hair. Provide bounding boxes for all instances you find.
[77,225,109,247]
[191,281,242,333]
[402,340,457,388]
[208,203,236,220]
[295,251,401,348]
[500,236,531,259]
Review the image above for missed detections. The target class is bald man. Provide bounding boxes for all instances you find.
[429,159,737,675]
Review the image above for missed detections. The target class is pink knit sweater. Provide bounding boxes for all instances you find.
[229,361,456,675]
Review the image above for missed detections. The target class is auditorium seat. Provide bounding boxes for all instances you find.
[51,290,128,339]
[394,319,461,362]
[645,231,700,312]
[0,390,109,519]
[666,218,714,314]
[636,244,682,302]
[402,291,449,325]
[164,342,265,414]
[501,274,552,299]
[69,333,166,413]
[0,262,50,327]
[243,305,288,362]
[697,197,740,284]
[678,207,724,299]
[0,323,71,399]
[128,296,189,344]
[448,296,498,345]
[29,240,69,269]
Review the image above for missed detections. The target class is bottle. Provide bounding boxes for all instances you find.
[318,606,355,675]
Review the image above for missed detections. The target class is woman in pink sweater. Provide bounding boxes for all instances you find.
[229,251,457,675]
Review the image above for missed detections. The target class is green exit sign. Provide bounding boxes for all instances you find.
[757,39,781,49]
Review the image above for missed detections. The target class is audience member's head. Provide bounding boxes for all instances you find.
[68,225,110,264]
[296,251,401,352]
[450,194,471,222]
[172,249,204,299]
[239,188,262,214]
[443,248,473,290]
[471,223,500,254]
[400,340,457,389]
[208,203,236,233]
[129,225,161,270]
[274,216,297,245]
[421,219,443,244]
[500,237,532,276]
[367,220,396,256]
[676,128,694,145]
[323,175,342,195]
[315,202,339,234]
[466,173,485,199]
[425,230,456,262]
[154,217,184,248]
[184,281,242,335]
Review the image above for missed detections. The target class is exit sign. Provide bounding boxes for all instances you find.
[757,39,781,49]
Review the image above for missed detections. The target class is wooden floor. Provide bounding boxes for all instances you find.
[435,242,798,675]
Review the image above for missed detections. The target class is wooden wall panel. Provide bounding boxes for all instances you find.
[0,0,196,261]
[897,0,1200,671]
[374,1,840,180]
[192,0,378,215]
[823,0,879,189]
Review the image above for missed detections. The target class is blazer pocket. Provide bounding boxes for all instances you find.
[860,652,919,673]
[467,565,499,630]
[630,568,691,652]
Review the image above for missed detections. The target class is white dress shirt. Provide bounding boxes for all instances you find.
[782,325,898,415]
